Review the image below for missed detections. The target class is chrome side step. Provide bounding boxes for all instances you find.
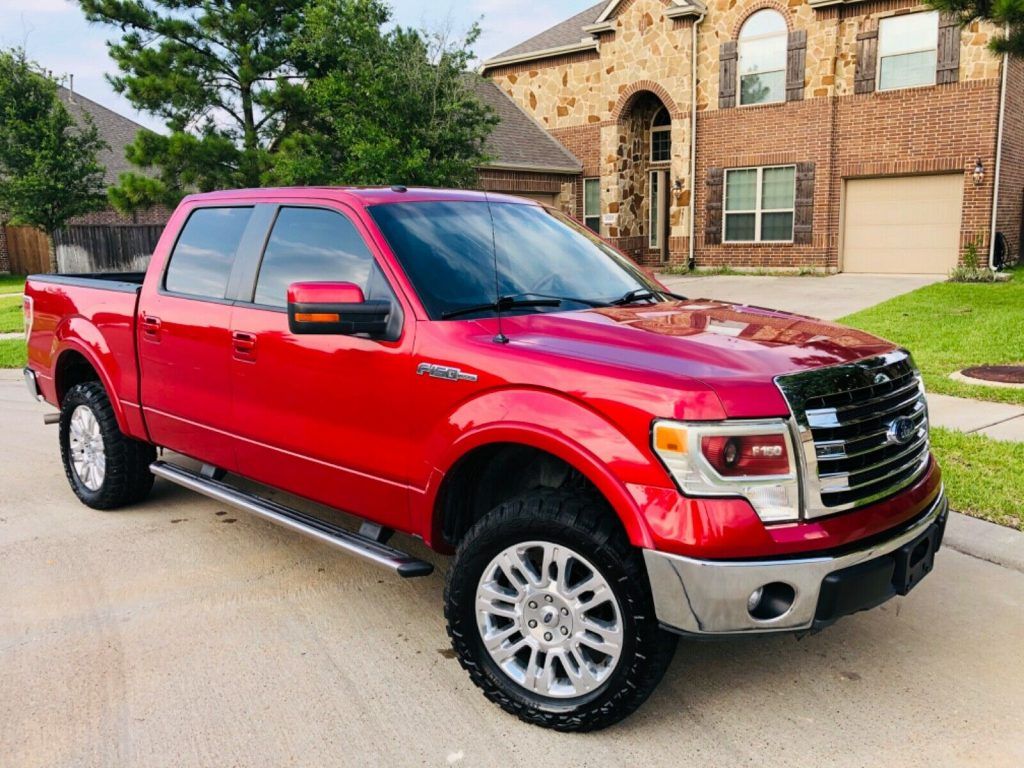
[150,461,433,578]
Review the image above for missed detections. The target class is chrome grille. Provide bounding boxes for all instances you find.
[775,350,931,518]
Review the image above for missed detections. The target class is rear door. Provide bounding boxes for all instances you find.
[228,202,415,531]
[138,205,271,470]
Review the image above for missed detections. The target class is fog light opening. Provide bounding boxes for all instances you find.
[748,582,796,621]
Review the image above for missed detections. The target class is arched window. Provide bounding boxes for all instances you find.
[650,107,671,163]
[738,10,787,106]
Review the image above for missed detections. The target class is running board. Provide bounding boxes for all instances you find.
[150,461,433,578]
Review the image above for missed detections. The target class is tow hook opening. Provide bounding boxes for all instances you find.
[747,582,796,621]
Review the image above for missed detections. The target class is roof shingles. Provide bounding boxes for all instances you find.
[57,87,149,187]
[467,77,581,174]
[492,2,607,60]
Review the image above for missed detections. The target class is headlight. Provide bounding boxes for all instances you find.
[652,419,800,523]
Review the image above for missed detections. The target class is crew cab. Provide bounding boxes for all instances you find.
[23,187,946,731]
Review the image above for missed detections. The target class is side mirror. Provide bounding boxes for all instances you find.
[287,282,391,337]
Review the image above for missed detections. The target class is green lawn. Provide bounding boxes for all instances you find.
[0,338,25,369]
[0,275,26,294]
[840,268,1024,406]
[930,428,1024,530]
[0,296,23,333]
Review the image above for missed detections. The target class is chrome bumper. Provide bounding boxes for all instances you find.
[643,490,948,635]
[23,367,43,402]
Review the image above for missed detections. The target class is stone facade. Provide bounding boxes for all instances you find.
[485,0,1019,270]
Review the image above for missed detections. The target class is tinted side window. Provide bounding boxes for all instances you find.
[165,207,253,299]
[253,207,377,308]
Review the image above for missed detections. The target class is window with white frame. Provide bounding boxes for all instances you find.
[724,166,796,242]
[738,10,788,106]
[650,108,671,163]
[878,11,939,91]
[583,178,601,233]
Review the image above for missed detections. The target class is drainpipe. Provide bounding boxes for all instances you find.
[688,9,705,271]
[988,26,1009,270]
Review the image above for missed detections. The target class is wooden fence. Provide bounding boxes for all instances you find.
[54,225,164,273]
[4,226,50,275]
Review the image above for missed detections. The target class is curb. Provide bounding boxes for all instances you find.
[944,511,1024,574]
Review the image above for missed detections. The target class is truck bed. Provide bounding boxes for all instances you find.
[28,272,147,293]
[25,272,146,439]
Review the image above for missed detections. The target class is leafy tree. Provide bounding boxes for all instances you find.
[272,0,497,187]
[0,49,107,271]
[78,0,496,208]
[927,0,1024,57]
[78,0,311,208]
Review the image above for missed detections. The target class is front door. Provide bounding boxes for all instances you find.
[650,170,670,262]
[228,203,415,531]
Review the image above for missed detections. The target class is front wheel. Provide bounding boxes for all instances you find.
[59,381,156,509]
[444,489,676,731]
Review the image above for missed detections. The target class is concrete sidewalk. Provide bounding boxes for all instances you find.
[928,393,1024,442]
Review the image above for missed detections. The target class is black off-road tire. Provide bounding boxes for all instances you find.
[59,381,156,510]
[444,489,677,732]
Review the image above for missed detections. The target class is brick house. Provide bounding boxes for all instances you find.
[481,0,1023,273]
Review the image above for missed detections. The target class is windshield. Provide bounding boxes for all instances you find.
[369,201,665,320]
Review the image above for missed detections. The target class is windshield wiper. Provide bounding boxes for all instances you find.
[609,288,688,306]
[441,296,562,320]
[512,292,610,308]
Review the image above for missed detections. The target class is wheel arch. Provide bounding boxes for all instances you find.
[52,341,130,434]
[430,425,656,554]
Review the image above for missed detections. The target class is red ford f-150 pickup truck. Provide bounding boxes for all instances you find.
[23,187,946,731]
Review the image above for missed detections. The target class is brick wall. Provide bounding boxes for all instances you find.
[695,98,834,269]
[477,168,581,216]
[996,57,1024,264]
[835,79,1000,264]
[69,206,173,227]
[0,223,9,273]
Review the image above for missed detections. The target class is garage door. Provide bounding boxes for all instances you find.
[842,175,963,274]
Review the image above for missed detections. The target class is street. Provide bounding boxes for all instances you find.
[2,370,1022,768]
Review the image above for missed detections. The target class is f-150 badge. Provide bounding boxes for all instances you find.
[416,362,478,382]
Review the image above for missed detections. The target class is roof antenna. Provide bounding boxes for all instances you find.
[484,192,508,344]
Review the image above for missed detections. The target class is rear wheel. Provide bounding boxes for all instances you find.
[444,489,676,731]
[59,381,156,509]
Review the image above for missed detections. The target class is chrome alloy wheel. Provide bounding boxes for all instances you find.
[475,541,624,698]
[69,405,106,491]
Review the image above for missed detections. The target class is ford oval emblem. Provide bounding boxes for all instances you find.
[886,416,916,445]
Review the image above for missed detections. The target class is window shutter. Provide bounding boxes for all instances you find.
[719,41,737,109]
[937,13,961,85]
[705,168,724,245]
[854,28,878,95]
[794,162,815,245]
[786,30,807,102]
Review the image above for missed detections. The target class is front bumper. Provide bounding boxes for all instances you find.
[643,490,948,636]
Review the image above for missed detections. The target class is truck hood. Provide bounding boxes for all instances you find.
[500,299,898,417]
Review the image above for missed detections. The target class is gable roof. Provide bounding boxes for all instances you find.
[483,0,704,70]
[57,87,150,187]
[491,2,607,62]
[467,77,581,174]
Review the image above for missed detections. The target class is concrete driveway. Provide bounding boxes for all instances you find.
[2,371,1022,768]
[658,273,943,320]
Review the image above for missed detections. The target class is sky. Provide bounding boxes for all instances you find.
[0,0,599,133]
